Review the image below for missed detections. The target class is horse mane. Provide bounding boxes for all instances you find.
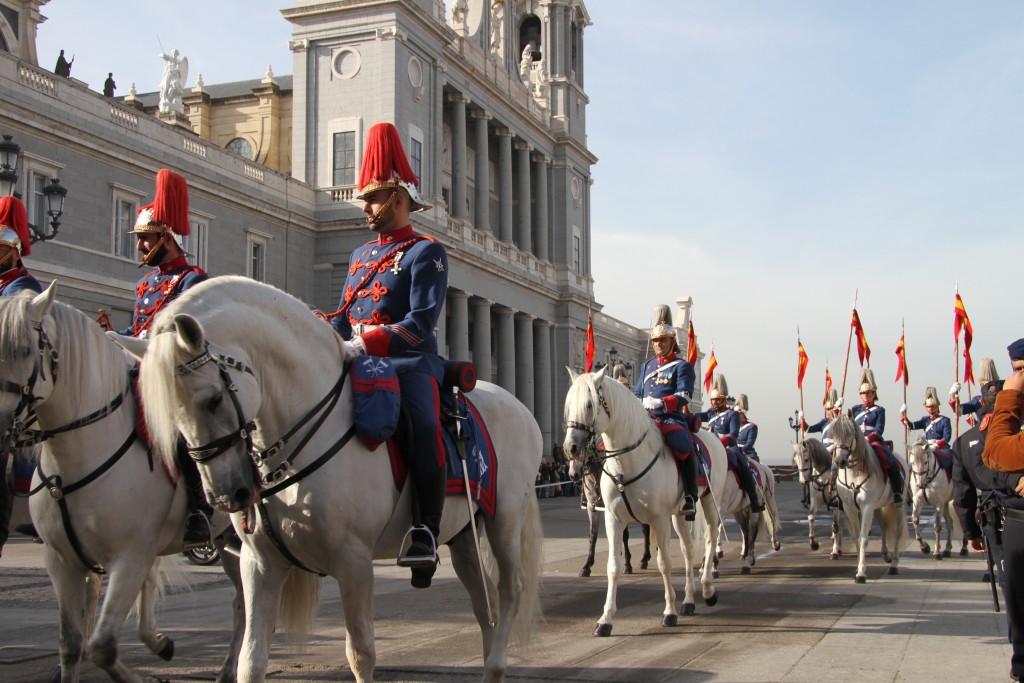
[0,291,129,408]
[565,370,660,450]
[831,413,879,474]
[801,437,832,472]
[140,275,338,470]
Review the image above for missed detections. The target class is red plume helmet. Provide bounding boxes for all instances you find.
[0,195,31,257]
[357,122,429,211]
[133,168,191,236]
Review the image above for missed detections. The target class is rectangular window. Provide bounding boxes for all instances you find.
[29,172,47,232]
[180,219,208,270]
[572,232,582,273]
[410,138,423,184]
[114,198,137,259]
[247,233,267,282]
[332,131,356,186]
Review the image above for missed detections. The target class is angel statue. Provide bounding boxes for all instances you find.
[158,49,189,114]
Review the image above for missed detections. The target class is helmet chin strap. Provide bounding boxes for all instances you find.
[0,248,18,273]
[140,231,170,267]
[368,190,399,229]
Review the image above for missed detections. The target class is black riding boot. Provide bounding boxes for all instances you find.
[178,442,213,546]
[400,467,447,588]
[737,458,764,512]
[679,454,699,521]
[889,467,904,506]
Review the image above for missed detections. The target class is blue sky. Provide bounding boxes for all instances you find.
[35,1,1024,464]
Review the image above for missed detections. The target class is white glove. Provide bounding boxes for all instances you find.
[343,337,366,362]
[899,403,907,414]
[949,382,961,397]
[834,397,844,409]
[798,410,804,422]
[642,396,664,411]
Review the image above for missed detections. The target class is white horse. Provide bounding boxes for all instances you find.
[792,438,844,559]
[908,435,965,559]
[118,276,543,683]
[0,284,243,683]
[563,368,726,637]
[710,452,781,575]
[569,453,651,577]
[831,413,909,583]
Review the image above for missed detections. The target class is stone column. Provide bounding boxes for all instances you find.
[533,320,553,458]
[533,152,549,260]
[495,306,516,393]
[473,109,492,232]
[496,127,514,243]
[515,313,536,411]
[449,93,469,220]
[448,290,470,361]
[471,298,493,382]
[515,140,532,252]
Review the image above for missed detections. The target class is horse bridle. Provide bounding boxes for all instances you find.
[565,382,648,461]
[911,441,942,493]
[1,320,58,449]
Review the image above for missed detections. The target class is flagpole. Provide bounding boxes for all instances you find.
[902,318,909,463]
[954,284,961,442]
[840,289,858,401]
[798,327,806,440]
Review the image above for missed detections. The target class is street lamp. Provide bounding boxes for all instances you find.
[0,133,68,243]
[607,346,618,368]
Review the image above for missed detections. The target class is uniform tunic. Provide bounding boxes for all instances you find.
[852,403,885,438]
[906,414,952,445]
[0,265,42,296]
[806,417,836,449]
[119,255,207,337]
[737,421,759,461]
[634,352,695,458]
[332,225,448,473]
[696,406,740,445]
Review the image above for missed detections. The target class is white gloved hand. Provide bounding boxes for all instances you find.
[949,382,961,397]
[899,403,907,414]
[343,337,366,363]
[834,397,844,409]
[642,396,664,411]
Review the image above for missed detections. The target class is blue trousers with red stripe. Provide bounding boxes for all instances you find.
[656,418,693,461]
[392,354,445,475]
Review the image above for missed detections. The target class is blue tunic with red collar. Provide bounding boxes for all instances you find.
[0,265,42,297]
[696,407,741,444]
[738,421,759,460]
[852,403,886,438]
[634,352,695,459]
[331,225,448,474]
[119,255,207,337]
[907,414,952,445]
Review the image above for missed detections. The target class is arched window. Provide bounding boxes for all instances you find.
[225,137,254,160]
[518,15,542,63]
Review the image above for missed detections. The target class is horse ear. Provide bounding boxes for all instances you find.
[566,366,579,382]
[28,280,58,319]
[107,331,149,361]
[173,314,205,355]
[595,365,609,380]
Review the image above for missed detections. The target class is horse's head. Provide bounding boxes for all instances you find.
[908,435,931,471]
[830,411,864,470]
[130,312,262,513]
[0,284,59,446]
[792,441,812,484]
[562,365,612,461]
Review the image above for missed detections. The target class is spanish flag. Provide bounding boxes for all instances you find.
[797,339,809,389]
[954,293,974,384]
[823,366,833,407]
[703,349,718,393]
[584,314,595,372]
[686,320,698,365]
[851,309,871,367]
[894,334,909,385]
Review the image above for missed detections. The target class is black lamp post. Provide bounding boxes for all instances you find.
[0,133,68,243]
[608,346,618,368]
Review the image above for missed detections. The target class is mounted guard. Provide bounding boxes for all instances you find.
[735,393,759,462]
[697,373,764,512]
[902,386,953,448]
[951,357,1000,420]
[852,368,904,505]
[633,304,699,519]
[803,388,841,452]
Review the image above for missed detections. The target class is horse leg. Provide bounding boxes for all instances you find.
[238,553,288,683]
[640,523,651,570]
[933,502,944,560]
[579,505,599,578]
[807,502,819,551]
[335,557,377,683]
[622,525,633,574]
[830,508,843,560]
[45,546,89,683]
[853,507,870,583]
[698,496,719,606]
[765,493,782,552]
[134,562,174,661]
[215,533,245,683]
[942,501,954,558]
[595,510,625,637]
[671,515,697,616]
[449,526,497,660]
[648,516,678,627]
[86,555,167,683]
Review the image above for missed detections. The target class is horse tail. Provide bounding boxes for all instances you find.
[511,493,543,646]
[279,569,322,649]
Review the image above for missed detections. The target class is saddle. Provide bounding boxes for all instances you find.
[932,447,954,477]
[866,433,905,477]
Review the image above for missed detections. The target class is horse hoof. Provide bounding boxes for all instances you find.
[888,566,899,575]
[933,553,942,561]
[662,614,678,627]
[920,545,930,555]
[741,565,751,575]
[157,634,174,661]
[579,568,591,578]
[959,548,968,557]
[704,591,718,607]
[712,569,719,579]
[942,549,951,558]
[855,575,867,584]
[830,552,840,561]
[640,561,649,570]
[810,540,820,551]
[624,566,633,575]
[717,549,724,559]
[773,542,781,551]
[594,623,613,637]
[683,603,696,616]
[883,553,893,564]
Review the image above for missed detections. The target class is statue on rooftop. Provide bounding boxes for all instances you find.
[158,49,188,114]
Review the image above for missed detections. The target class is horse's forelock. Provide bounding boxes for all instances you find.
[0,294,34,364]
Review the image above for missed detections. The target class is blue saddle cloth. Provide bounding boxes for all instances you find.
[441,392,498,520]
[933,448,954,476]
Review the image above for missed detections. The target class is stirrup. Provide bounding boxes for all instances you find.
[397,524,438,568]
[183,511,213,548]
[679,495,696,521]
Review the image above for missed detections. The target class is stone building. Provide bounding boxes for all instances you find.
[0,0,669,458]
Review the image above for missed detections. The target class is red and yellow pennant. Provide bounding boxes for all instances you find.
[851,309,871,367]
[823,366,833,407]
[686,320,698,365]
[703,350,718,393]
[584,315,595,372]
[954,293,974,384]
[894,334,909,385]
[797,339,809,389]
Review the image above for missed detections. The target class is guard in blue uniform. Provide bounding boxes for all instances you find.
[697,374,764,512]
[950,358,1000,421]
[852,369,904,505]
[735,394,759,462]
[803,388,840,452]
[634,305,699,519]
[117,169,211,545]
[0,196,43,555]
[901,386,952,448]
[329,122,448,587]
